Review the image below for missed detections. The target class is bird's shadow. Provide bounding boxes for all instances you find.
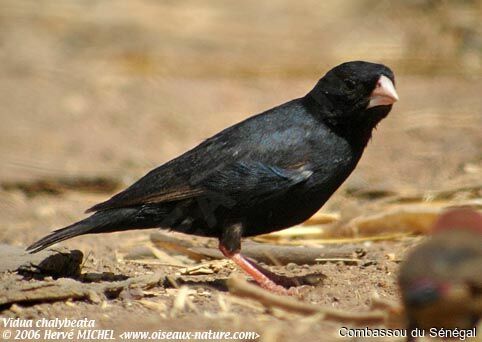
[167,277,230,292]
[251,261,326,288]
[78,272,130,283]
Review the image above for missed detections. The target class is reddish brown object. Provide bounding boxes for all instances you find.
[432,207,482,234]
[399,209,482,340]
[219,244,297,295]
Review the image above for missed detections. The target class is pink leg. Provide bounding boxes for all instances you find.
[219,244,296,295]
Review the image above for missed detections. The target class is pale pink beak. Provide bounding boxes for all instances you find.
[367,75,399,109]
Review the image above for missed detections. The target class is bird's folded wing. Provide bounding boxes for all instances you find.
[87,160,312,212]
[198,161,313,204]
[86,185,204,212]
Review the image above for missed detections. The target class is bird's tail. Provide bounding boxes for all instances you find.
[27,207,158,253]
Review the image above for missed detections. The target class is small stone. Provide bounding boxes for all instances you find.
[286,263,297,271]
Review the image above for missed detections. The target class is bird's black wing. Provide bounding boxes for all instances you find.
[88,156,313,213]
[199,160,313,206]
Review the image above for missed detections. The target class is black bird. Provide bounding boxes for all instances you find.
[28,61,399,294]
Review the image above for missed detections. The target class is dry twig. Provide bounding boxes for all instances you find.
[227,276,387,324]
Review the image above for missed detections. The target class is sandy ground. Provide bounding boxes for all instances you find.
[0,1,481,341]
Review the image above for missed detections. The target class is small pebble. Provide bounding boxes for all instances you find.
[286,263,297,271]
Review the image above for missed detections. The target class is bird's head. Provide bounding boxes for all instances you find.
[308,61,398,130]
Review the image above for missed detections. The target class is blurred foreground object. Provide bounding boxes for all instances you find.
[399,208,482,340]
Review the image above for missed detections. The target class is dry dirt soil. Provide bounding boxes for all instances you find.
[0,1,481,341]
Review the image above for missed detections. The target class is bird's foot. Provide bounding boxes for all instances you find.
[219,244,299,296]
[230,253,299,296]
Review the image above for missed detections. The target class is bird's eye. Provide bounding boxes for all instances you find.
[346,79,356,90]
